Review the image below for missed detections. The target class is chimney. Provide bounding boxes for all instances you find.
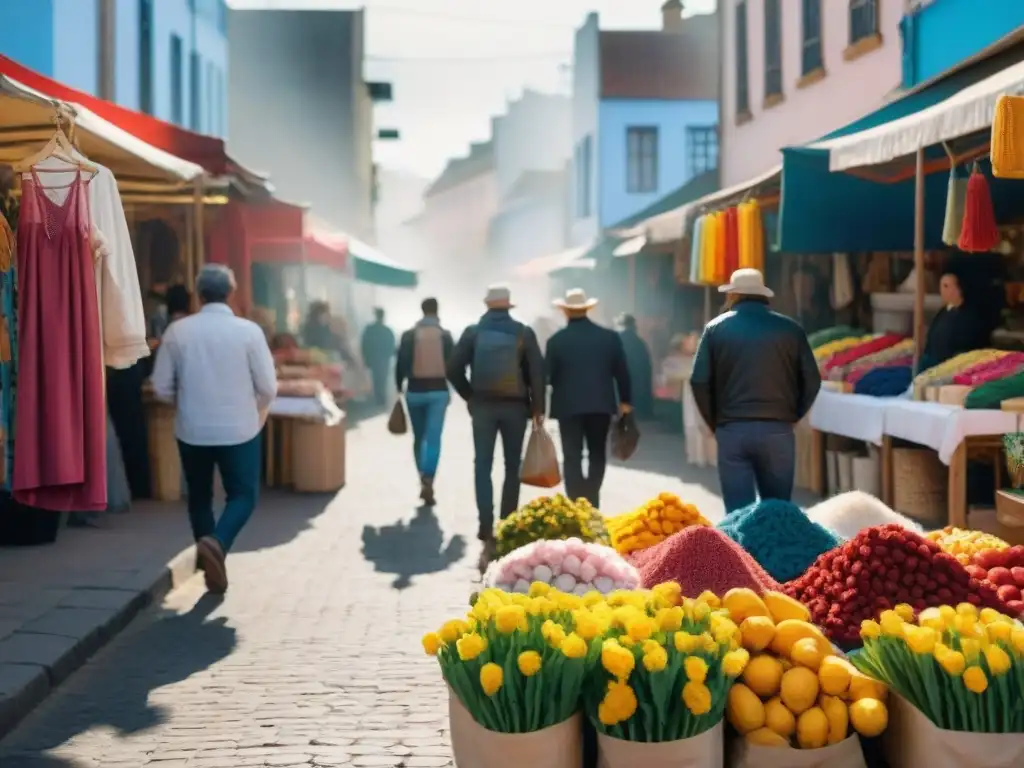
[661,0,684,32]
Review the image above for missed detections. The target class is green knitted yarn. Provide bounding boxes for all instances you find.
[808,325,862,350]
[964,370,1024,409]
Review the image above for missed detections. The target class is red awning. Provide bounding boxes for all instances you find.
[0,54,231,175]
[303,231,349,271]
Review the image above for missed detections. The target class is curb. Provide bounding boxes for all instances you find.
[0,545,197,739]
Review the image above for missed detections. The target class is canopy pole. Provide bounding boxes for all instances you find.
[913,147,926,367]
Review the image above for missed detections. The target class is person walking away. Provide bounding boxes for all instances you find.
[396,297,454,505]
[447,286,545,570]
[151,265,277,593]
[690,269,820,514]
[547,290,632,510]
[361,308,397,406]
[617,313,654,419]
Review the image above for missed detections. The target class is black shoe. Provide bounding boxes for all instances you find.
[421,476,436,506]
[478,538,496,574]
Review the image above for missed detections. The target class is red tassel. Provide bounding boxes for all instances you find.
[958,168,1001,252]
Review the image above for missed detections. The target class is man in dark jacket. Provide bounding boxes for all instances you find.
[396,297,455,506]
[617,314,653,419]
[361,308,396,405]
[447,286,546,570]
[691,269,821,513]
[547,289,632,510]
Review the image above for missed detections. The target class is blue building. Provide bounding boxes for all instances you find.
[0,0,228,137]
[901,0,1024,88]
[569,1,719,247]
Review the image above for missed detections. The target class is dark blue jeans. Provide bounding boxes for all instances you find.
[716,421,795,514]
[471,401,529,540]
[177,433,261,553]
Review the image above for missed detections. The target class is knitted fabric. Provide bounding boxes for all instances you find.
[808,325,862,349]
[822,333,905,376]
[964,369,1024,410]
[991,94,1024,180]
[853,365,913,397]
[952,352,1024,386]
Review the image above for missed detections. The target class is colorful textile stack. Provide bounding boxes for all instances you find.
[821,333,905,378]
[808,325,862,349]
[952,352,1024,386]
[844,339,915,385]
[854,365,913,397]
[813,334,874,366]
[689,201,766,286]
[964,369,1024,409]
[914,349,1009,391]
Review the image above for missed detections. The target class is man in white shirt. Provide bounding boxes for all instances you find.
[151,264,277,594]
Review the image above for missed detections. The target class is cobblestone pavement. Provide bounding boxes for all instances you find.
[0,408,735,767]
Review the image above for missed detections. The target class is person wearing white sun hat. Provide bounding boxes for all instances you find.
[690,268,821,514]
[545,288,632,510]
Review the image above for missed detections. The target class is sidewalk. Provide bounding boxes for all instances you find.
[0,504,196,736]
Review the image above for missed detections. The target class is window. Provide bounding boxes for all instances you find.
[626,127,658,194]
[763,0,782,98]
[801,0,823,75]
[138,0,153,114]
[735,1,750,116]
[686,127,718,176]
[849,0,878,44]
[575,136,592,218]
[190,52,201,131]
[169,35,183,125]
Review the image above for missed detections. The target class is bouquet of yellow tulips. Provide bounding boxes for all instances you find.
[423,584,600,733]
[605,493,710,555]
[582,583,750,742]
[854,603,1024,733]
[496,495,609,557]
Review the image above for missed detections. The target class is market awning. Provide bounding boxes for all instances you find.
[613,236,646,257]
[347,236,418,288]
[512,244,592,278]
[0,74,205,191]
[611,170,719,233]
[304,229,349,272]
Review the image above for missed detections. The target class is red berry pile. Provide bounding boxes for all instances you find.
[630,526,781,594]
[784,524,1011,647]
[965,545,1024,616]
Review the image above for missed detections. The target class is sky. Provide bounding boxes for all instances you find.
[228,0,716,180]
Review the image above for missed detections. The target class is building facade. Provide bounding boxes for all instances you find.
[0,0,228,136]
[569,3,719,247]
[900,0,1024,88]
[228,7,375,242]
[719,0,902,187]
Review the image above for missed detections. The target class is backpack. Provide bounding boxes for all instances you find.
[471,325,523,398]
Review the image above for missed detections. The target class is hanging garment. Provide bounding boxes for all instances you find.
[942,169,969,246]
[700,213,717,284]
[688,215,704,284]
[831,253,854,310]
[13,170,107,512]
[748,201,765,273]
[724,207,740,278]
[958,167,1000,253]
[711,212,728,285]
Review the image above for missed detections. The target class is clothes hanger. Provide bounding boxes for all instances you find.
[14,106,98,176]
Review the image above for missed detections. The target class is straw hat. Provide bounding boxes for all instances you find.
[717,268,774,298]
[553,288,599,310]
[484,285,514,308]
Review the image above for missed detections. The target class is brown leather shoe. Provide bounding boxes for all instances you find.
[421,476,436,507]
[196,536,228,594]
[478,537,496,575]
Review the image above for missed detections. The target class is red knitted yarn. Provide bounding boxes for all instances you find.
[958,169,1001,253]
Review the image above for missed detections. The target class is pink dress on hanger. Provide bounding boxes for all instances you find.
[13,169,107,511]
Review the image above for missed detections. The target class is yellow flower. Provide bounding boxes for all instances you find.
[542,620,566,648]
[722,648,750,677]
[979,608,1005,625]
[682,681,712,715]
[918,607,946,632]
[561,633,588,660]
[879,611,905,638]
[517,650,542,677]
[494,606,526,635]
[696,590,721,609]
[603,680,638,722]
[627,616,656,643]
[894,603,915,622]
[692,601,711,621]
[963,665,988,694]
[956,602,979,619]
[861,620,882,640]
[572,611,602,641]
[422,632,442,655]
[480,662,504,696]
[939,649,966,677]
[904,625,937,655]
[456,633,488,662]
[642,645,669,673]
[710,613,738,643]
[987,621,1012,644]
[528,581,551,597]
[440,619,469,642]
[1013,628,1024,654]
[657,606,684,632]
[674,632,698,653]
[684,655,709,683]
[983,644,1012,676]
[601,639,636,679]
[960,638,981,663]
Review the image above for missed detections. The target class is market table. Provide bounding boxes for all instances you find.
[264,393,346,491]
[881,400,1018,528]
[804,390,896,495]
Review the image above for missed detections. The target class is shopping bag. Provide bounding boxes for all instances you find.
[520,424,561,488]
[596,721,723,768]
[728,733,866,768]
[449,688,582,768]
[610,412,641,461]
[387,400,407,435]
[883,694,1024,768]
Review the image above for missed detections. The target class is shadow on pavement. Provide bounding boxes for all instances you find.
[361,506,466,589]
[230,490,336,554]
[0,593,236,767]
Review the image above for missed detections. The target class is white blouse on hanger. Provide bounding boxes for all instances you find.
[28,158,149,369]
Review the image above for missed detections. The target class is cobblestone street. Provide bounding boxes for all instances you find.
[0,408,731,767]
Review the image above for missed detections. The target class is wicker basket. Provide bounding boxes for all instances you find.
[290,415,346,493]
[146,401,182,501]
[892,448,947,526]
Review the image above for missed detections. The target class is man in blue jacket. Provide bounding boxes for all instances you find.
[691,269,821,513]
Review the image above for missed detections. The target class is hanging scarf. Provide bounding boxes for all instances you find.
[689,215,704,284]
[724,207,740,278]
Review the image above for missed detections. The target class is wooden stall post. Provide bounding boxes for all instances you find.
[193,176,205,278]
[913,147,926,365]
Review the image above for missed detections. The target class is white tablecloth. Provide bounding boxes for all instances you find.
[809,390,895,445]
[269,392,344,422]
[883,399,1019,464]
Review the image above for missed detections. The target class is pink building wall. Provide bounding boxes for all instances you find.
[720,0,905,188]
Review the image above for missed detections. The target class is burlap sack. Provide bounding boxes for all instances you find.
[884,694,1024,768]
[728,734,866,768]
[448,689,582,768]
[596,721,723,768]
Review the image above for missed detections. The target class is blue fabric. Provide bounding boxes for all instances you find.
[853,366,914,397]
[406,389,450,478]
[715,421,796,514]
[178,433,261,552]
[471,400,529,539]
[0,265,16,490]
[717,499,841,583]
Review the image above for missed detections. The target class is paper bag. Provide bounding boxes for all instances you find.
[448,689,582,768]
[387,400,407,435]
[884,694,1024,768]
[520,425,561,488]
[728,734,866,768]
[596,721,723,768]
